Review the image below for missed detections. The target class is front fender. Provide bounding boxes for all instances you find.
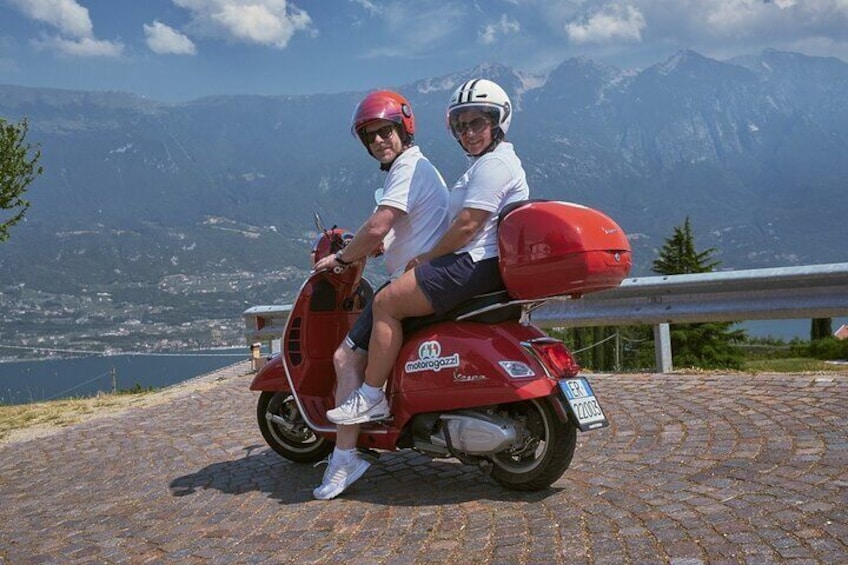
[249,353,290,391]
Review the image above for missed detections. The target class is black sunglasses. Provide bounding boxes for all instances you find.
[360,124,396,145]
[452,116,491,136]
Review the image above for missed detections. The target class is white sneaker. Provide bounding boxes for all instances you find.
[326,388,390,425]
[312,453,371,500]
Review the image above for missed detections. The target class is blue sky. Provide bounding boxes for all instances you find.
[2,0,848,102]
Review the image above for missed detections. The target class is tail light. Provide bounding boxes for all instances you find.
[525,338,580,378]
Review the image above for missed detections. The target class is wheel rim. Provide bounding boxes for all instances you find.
[266,394,324,453]
[491,399,550,473]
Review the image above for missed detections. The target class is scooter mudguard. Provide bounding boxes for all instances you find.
[249,353,290,392]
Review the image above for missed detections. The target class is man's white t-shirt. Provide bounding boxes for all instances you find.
[378,146,449,278]
[448,142,530,261]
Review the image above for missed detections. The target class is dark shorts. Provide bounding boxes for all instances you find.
[415,253,505,316]
[345,281,390,352]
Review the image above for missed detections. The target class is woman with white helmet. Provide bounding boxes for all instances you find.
[327,78,530,426]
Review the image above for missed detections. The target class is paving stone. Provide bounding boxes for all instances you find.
[1,365,847,563]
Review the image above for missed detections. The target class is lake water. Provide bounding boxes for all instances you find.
[2,317,845,405]
[740,317,848,341]
[0,348,248,405]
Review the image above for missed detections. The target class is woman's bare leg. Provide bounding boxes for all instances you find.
[363,269,434,387]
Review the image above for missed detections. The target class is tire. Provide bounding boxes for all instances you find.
[490,397,577,491]
[256,391,333,463]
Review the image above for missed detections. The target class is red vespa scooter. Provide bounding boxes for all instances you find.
[250,201,631,491]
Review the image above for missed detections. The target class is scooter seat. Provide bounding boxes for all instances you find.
[402,289,522,334]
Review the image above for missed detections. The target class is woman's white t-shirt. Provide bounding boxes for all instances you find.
[448,142,530,261]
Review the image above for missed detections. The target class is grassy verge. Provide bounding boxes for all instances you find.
[0,390,155,443]
[743,357,847,373]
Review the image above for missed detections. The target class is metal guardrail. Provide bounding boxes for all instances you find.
[243,305,292,350]
[533,262,848,326]
[243,262,848,372]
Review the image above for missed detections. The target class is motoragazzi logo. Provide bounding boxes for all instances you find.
[404,340,460,373]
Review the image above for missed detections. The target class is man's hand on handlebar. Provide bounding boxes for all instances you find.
[313,250,350,274]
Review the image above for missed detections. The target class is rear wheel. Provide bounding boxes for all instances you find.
[490,398,577,491]
[257,391,333,463]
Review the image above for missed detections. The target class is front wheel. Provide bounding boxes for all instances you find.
[256,391,333,463]
[490,397,577,491]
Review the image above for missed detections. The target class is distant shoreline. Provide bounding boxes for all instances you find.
[0,348,250,405]
[0,361,252,445]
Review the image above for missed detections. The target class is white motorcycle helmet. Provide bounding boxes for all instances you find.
[447,79,512,141]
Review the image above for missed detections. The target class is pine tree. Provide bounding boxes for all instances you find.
[652,217,746,369]
[652,217,718,274]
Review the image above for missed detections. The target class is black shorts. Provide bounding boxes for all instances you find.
[415,253,504,316]
[344,282,390,352]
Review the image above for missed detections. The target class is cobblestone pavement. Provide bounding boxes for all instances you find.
[1,363,847,564]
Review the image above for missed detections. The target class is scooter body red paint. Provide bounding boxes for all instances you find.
[250,202,630,490]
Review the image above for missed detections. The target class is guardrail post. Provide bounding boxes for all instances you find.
[243,305,291,358]
[654,323,673,373]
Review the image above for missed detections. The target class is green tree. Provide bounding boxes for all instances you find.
[553,325,654,372]
[810,318,832,341]
[558,326,617,371]
[653,216,746,369]
[1,117,43,242]
[652,217,718,274]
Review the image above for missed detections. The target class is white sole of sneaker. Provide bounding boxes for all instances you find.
[327,411,390,425]
[312,459,371,500]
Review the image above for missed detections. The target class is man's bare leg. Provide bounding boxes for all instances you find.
[312,344,369,500]
[332,345,367,449]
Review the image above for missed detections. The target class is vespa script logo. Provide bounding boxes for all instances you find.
[404,340,460,373]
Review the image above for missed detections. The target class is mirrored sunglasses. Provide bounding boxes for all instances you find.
[360,124,396,145]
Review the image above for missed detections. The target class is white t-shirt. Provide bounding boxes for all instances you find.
[448,142,530,261]
[379,146,449,278]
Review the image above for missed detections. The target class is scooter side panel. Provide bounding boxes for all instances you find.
[250,271,361,398]
[279,276,362,398]
[388,320,558,424]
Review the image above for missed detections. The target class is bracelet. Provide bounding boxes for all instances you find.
[335,250,352,266]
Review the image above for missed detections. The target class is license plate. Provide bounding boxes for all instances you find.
[558,378,609,431]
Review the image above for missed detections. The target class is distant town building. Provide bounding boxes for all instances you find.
[835,324,848,340]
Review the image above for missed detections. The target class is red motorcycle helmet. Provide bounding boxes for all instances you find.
[351,90,415,146]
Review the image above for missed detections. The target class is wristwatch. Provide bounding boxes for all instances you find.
[335,250,352,266]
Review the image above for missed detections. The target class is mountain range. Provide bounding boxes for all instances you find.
[1,49,847,353]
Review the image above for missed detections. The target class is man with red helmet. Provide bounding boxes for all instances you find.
[312,90,449,500]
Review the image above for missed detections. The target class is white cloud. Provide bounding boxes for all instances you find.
[144,21,197,55]
[479,14,521,45]
[566,4,646,45]
[381,2,466,53]
[7,0,92,39]
[628,0,848,37]
[8,0,123,57]
[33,35,123,57]
[697,0,848,35]
[173,0,313,48]
[349,0,383,17]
